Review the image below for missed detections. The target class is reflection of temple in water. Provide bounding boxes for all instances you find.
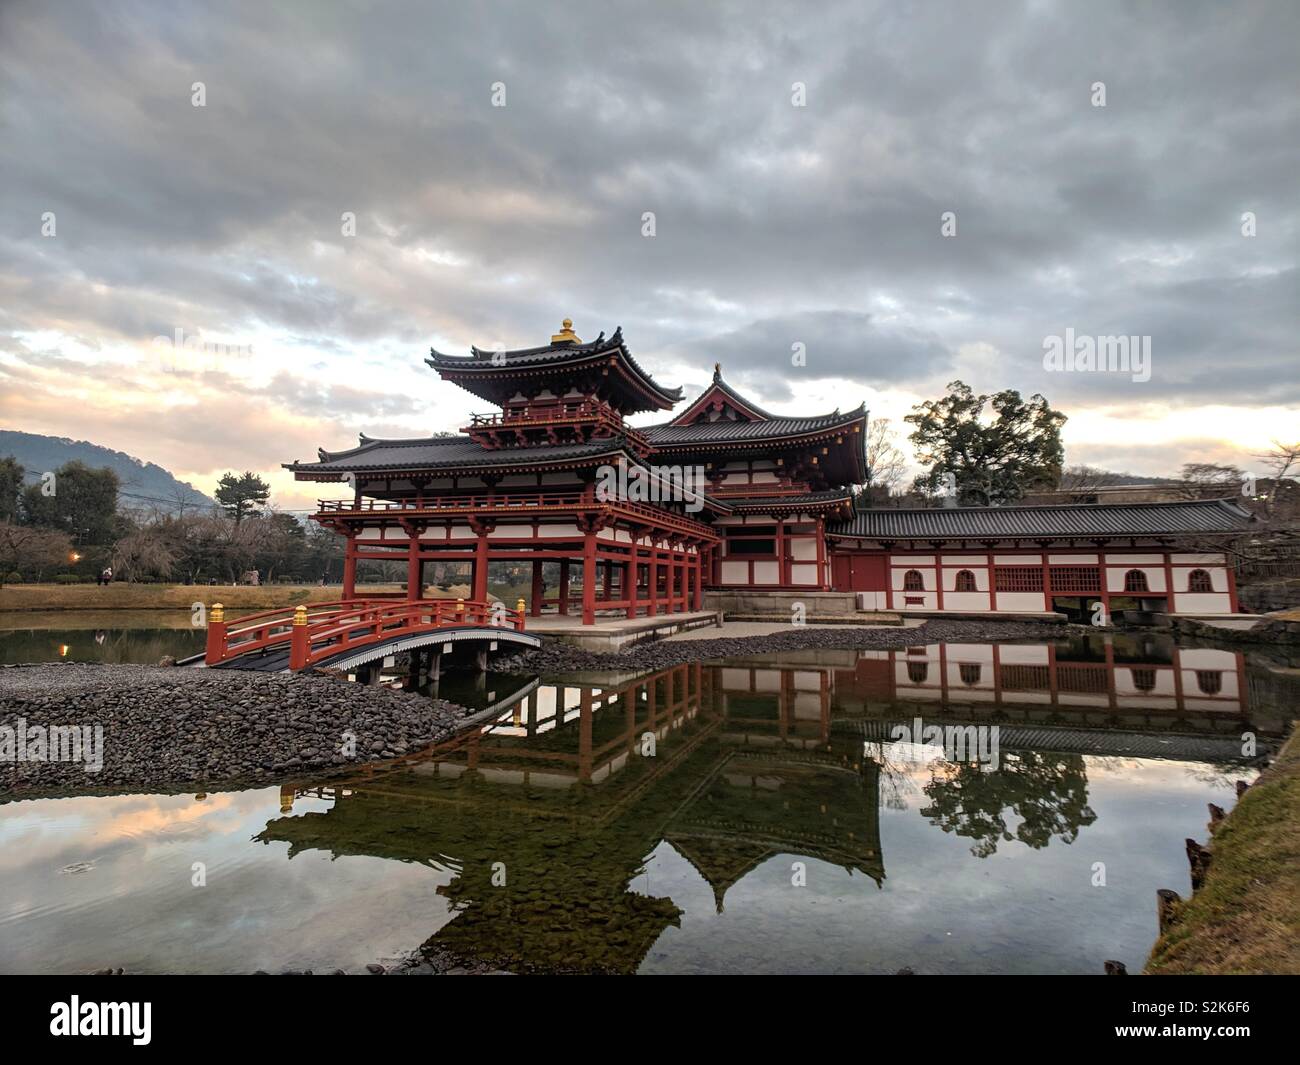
[256,636,1271,973]
[259,661,881,973]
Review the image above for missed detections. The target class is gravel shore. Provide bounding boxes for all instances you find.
[1,618,1065,797]
[0,663,475,797]
[496,617,1068,674]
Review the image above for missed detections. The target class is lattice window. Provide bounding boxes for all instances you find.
[1123,569,1149,593]
[994,566,1043,592]
[906,662,929,684]
[1130,667,1157,693]
[955,569,977,592]
[1195,670,1222,695]
[1057,665,1108,693]
[1049,566,1101,592]
[902,569,924,591]
[1188,568,1214,593]
[958,663,982,686]
[999,665,1051,690]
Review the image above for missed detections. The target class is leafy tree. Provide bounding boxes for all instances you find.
[20,461,120,544]
[905,381,1066,506]
[919,751,1097,858]
[214,471,270,524]
[0,456,23,523]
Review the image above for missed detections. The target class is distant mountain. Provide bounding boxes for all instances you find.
[0,429,215,511]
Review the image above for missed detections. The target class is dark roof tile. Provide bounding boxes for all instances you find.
[826,499,1255,540]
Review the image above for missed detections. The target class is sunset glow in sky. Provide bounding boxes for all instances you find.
[2,1,1296,510]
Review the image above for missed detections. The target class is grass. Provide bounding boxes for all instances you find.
[0,580,534,613]
[0,583,402,612]
[1145,724,1300,975]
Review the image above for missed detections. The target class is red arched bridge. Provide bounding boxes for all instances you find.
[196,598,540,674]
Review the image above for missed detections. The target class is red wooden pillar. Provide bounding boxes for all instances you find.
[406,539,422,601]
[530,559,543,617]
[626,552,639,619]
[472,529,489,602]
[777,519,789,586]
[343,534,358,599]
[692,550,703,610]
[559,559,570,615]
[582,531,597,625]
[815,517,827,589]
[648,548,659,617]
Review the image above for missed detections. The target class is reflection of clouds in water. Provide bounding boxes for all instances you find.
[0,789,276,899]
[0,785,449,973]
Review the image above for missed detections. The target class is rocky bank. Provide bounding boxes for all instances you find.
[0,663,475,797]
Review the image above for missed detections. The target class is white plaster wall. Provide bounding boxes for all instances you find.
[790,538,818,560]
[996,592,1047,611]
[721,561,750,584]
[942,567,989,591]
[1106,566,1166,593]
[997,645,1049,665]
[790,563,819,584]
[943,592,989,610]
[1173,567,1227,592]
[752,561,779,584]
[1174,593,1232,613]
[892,566,936,590]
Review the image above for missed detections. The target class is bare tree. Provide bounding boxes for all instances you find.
[1252,440,1300,524]
[1176,462,1244,500]
[1058,464,1123,503]
[112,524,179,582]
[0,521,74,585]
[865,417,909,497]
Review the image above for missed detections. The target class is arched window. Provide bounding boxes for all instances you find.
[959,663,982,686]
[1188,569,1214,593]
[906,661,929,684]
[903,569,924,592]
[1195,670,1222,695]
[1123,569,1149,593]
[1130,667,1157,693]
[955,569,977,592]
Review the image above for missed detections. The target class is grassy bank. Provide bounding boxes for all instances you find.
[0,583,404,612]
[1145,724,1300,975]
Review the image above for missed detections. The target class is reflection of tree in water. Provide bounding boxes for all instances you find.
[919,752,1096,858]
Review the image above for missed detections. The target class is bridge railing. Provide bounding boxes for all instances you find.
[204,598,527,669]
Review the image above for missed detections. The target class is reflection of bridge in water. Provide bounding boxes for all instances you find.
[257,635,1281,973]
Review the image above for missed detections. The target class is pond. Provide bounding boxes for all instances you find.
[0,620,1292,974]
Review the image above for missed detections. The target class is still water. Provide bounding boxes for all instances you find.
[0,625,1290,975]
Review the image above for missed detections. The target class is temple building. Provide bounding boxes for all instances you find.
[287,321,1253,620]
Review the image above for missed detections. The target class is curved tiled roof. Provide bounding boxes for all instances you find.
[286,435,636,475]
[724,489,854,511]
[645,406,866,445]
[427,326,683,408]
[826,498,1255,540]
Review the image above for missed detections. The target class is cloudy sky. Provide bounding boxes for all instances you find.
[2,0,1296,509]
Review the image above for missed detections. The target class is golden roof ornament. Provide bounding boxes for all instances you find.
[551,318,581,344]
